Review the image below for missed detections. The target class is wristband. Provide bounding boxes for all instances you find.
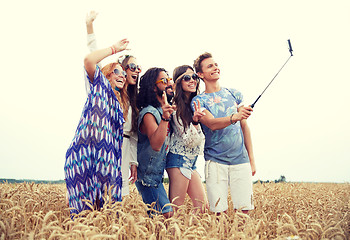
[110,46,116,55]
[161,116,170,122]
[230,114,237,125]
[192,120,200,125]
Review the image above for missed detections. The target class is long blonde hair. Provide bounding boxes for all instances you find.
[101,62,129,120]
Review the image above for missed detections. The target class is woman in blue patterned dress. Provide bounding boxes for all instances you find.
[65,39,129,217]
[85,11,140,196]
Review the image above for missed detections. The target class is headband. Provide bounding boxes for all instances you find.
[117,55,131,65]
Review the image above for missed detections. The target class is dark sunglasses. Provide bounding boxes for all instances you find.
[125,63,142,72]
[182,73,199,82]
[113,68,127,78]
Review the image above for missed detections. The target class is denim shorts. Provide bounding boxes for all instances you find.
[135,181,172,215]
[166,152,198,180]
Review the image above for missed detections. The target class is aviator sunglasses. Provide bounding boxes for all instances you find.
[125,63,142,72]
[113,68,127,78]
[155,77,173,85]
[181,73,199,82]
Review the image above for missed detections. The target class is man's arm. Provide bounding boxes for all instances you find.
[241,119,256,176]
[199,106,253,131]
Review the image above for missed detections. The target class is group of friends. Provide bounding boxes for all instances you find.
[64,12,256,219]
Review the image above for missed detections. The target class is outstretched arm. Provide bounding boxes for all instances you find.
[199,106,253,131]
[84,39,129,81]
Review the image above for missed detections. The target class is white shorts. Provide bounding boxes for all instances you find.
[205,161,254,212]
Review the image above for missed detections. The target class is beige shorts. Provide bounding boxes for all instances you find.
[205,161,254,212]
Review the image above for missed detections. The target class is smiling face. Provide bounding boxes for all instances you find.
[198,57,220,82]
[165,78,174,98]
[125,57,141,85]
[180,68,198,94]
[155,71,171,92]
[155,71,174,102]
[110,65,126,90]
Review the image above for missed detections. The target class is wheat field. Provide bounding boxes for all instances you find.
[0,182,349,239]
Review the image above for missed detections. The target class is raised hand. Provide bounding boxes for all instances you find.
[161,91,174,120]
[112,39,130,53]
[86,11,98,25]
[86,11,98,34]
[193,100,205,123]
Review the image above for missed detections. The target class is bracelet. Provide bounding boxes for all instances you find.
[110,46,116,55]
[230,113,236,125]
[192,120,200,125]
[161,116,170,122]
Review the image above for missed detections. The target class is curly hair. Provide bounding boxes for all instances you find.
[137,67,167,110]
[193,52,212,73]
[101,62,129,119]
[173,65,199,131]
[119,55,139,133]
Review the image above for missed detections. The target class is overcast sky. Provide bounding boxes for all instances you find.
[1,0,349,183]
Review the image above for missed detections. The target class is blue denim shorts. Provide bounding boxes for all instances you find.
[166,152,198,180]
[135,181,172,215]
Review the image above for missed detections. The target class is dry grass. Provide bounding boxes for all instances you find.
[0,182,349,239]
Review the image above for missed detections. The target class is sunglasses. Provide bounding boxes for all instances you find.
[182,73,199,82]
[155,77,173,85]
[125,63,142,72]
[113,68,127,78]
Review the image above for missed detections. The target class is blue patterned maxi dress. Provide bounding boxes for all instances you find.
[65,66,124,217]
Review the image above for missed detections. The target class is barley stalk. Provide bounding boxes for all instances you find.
[1,182,349,239]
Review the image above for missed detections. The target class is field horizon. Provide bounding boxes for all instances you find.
[2,177,349,185]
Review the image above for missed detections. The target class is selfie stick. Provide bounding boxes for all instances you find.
[251,39,293,108]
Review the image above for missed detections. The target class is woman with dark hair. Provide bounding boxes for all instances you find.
[65,39,129,217]
[135,67,175,218]
[165,65,208,213]
[86,11,141,196]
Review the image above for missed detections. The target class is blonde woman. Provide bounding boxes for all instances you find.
[86,11,140,196]
[65,39,129,217]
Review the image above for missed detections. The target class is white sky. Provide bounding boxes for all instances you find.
[0,0,349,183]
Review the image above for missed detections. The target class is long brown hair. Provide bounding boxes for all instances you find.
[120,55,139,133]
[101,62,129,120]
[173,65,199,132]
